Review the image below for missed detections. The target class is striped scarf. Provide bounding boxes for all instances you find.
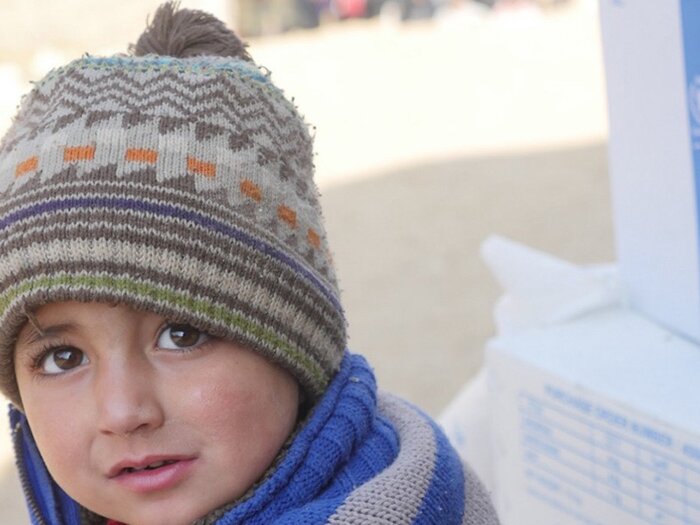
[11,353,499,524]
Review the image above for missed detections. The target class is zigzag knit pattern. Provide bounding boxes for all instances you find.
[11,353,501,525]
[0,55,345,406]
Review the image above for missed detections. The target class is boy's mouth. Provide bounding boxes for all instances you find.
[121,459,178,474]
[108,456,190,478]
[108,456,197,493]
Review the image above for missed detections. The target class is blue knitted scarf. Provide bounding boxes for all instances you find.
[10,353,497,524]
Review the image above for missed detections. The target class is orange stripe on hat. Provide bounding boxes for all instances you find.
[241,179,262,202]
[15,156,38,177]
[125,148,158,164]
[307,228,321,249]
[187,156,216,178]
[64,145,96,162]
[278,205,297,228]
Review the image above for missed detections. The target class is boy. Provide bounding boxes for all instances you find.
[0,3,499,524]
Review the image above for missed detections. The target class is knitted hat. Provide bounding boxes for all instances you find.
[0,2,346,408]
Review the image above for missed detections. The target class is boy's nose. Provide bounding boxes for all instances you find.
[94,355,165,437]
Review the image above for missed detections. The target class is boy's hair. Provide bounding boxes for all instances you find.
[0,2,346,407]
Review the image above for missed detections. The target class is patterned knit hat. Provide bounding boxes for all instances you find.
[0,2,346,408]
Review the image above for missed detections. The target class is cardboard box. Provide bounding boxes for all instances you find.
[488,307,700,525]
[599,0,700,342]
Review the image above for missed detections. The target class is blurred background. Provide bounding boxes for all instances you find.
[0,0,613,522]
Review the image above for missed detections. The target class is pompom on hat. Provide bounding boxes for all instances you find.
[0,2,346,408]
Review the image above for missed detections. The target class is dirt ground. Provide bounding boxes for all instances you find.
[0,1,613,522]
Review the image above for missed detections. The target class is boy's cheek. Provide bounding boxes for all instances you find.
[24,404,94,494]
[181,367,298,443]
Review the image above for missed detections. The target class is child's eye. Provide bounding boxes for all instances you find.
[40,347,88,375]
[157,324,209,350]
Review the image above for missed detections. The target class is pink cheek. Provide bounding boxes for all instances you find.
[28,409,90,484]
[179,378,259,431]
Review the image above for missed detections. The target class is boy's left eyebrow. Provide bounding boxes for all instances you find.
[22,323,78,346]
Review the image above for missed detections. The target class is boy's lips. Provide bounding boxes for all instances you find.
[108,455,197,493]
[107,455,196,478]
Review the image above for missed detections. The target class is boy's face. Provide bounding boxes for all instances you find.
[14,301,300,525]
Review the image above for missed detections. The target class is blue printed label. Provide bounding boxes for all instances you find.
[519,384,700,524]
